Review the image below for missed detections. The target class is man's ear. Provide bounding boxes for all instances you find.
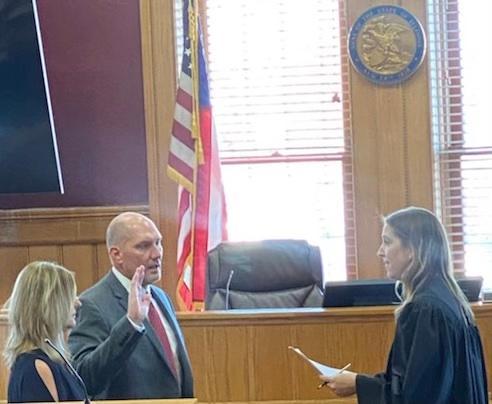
[109,246,122,265]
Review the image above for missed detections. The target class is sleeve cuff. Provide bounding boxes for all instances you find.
[126,315,145,333]
[356,373,384,404]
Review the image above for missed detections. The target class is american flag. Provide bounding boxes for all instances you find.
[167,0,227,310]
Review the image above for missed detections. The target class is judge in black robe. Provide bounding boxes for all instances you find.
[321,207,488,404]
[356,275,488,404]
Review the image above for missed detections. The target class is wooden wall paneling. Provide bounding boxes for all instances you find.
[1,215,104,246]
[347,0,432,279]
[1,305,491,401]
[401,0,434,209]
[181,326,211,401]
[289,320,393,400]
[0,206,146,246]
[476,313,492,387]
[290,323,339,400]
[0,247,29,305]
[177,308,398,402]
[0,206,147,305]
[339,322,393,373]
[374,86,407,213]
[208,326,250,401]
[176,305,492,403]
[140,0,180,303]
[348,21,383,279]
[95,243,111,279]
[27,245,61,263]
[250,324,297,400]
[183,322,251,402]
[62,244,98,294]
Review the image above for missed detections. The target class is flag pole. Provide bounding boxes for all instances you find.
[188,0,200,310]
[169,0,228,311]
[189,0,203,162]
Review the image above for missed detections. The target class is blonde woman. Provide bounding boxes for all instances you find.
[3,261,85,402]
[320,207,488,404]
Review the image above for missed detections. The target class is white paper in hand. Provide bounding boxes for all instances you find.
[288,346,340,377]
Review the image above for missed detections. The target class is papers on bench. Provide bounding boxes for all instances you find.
[288,346,348,377]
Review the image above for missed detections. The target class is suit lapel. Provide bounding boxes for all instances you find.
[107,272,179,381]
[106,271,129,313]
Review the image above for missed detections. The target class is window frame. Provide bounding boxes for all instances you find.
[196,0,357,279]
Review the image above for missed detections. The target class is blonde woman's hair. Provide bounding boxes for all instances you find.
[3,261,77,368]
[385,207,474,322]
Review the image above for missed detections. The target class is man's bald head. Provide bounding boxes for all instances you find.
[107,212,159,249]
[106,212,163,285]
[106,212,149,250]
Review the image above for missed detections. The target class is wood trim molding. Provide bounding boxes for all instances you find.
[0,205,148,221]
[0,205,148,246]
[348,0,433,279]
[177,303,492,326]
[139,0,180,302]
[177,306,397,326]
[2,305,492,402]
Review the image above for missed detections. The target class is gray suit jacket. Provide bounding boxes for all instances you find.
[68,271,194,399]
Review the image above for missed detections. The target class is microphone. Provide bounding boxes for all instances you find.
[225,269,235,310]
[44,338,90,404]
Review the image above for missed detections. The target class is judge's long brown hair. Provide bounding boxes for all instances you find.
[3,261,77,368]
[385,206,474,322]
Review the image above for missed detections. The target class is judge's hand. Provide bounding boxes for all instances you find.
[127,265,151,326]
[319,370,357,397]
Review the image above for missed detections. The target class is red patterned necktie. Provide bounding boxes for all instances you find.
[147,301,177,377]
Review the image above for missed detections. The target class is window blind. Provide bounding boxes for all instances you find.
[428,0,492,288]
[207,0,355,281]
[174,0,355,280]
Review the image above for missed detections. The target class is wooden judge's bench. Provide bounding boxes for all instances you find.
[1,305,491,403]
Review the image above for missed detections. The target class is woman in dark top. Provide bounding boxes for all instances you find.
[3,261,85,402]
[8,349,85,402]
[320,206,488,404]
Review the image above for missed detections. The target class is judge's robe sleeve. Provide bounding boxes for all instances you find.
[356,301,456,404]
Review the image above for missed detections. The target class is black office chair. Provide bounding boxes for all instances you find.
[205,239,324,310]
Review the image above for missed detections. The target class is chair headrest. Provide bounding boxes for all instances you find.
[207,239,323,292]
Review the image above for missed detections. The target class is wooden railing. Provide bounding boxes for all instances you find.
[177,305,492,402]
[1,305,491,402]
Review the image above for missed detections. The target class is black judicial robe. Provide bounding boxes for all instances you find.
[356,277,488,404]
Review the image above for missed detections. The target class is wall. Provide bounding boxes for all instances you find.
[140,0,434,289]
[0,205,147,305]
[2,0,436,304]
[0,1,155,303]
[0,0,148,209]
[347,0,434,278]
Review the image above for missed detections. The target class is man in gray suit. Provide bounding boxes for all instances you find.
[68,212,194,399]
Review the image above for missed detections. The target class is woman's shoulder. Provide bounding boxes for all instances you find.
[12,349,48,369]
[8,349,59,401]
[12,349,63,378]
[401,286,464,326]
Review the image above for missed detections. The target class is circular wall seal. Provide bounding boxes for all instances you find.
[348,5,426,85]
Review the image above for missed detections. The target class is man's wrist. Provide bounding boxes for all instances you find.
[127,315,145,333]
